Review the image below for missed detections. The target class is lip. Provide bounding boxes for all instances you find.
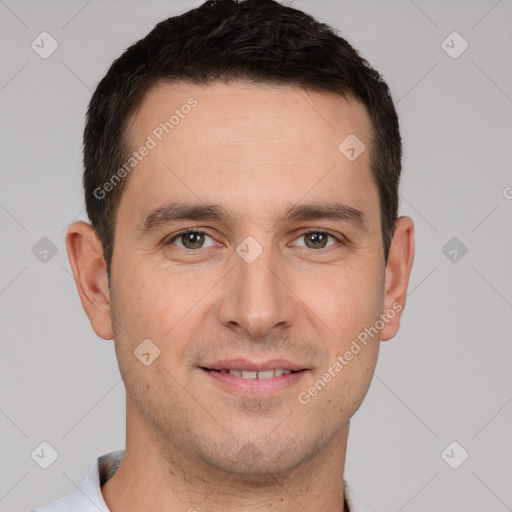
[201,359,310,398]
[203,358,307,372]
[202,367,309,398]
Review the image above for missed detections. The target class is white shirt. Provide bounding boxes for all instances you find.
[32,450,370,512]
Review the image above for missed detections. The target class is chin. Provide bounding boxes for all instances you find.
[193,429,328,482]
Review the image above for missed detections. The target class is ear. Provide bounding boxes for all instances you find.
[66,221,114,340]
[380,216,415,341]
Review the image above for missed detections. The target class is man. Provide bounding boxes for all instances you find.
[33,0,414,510]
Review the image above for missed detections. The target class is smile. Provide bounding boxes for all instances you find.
[201,367,308,397]
[209,368,294,379]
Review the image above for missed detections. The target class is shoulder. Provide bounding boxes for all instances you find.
[31,497,67,512]
[30,451,124,512]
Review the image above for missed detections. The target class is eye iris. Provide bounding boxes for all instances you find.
[304,232,328,249]
[182,232,204,249]
[176,232,331,249]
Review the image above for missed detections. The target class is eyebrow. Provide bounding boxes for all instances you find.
[136,201,368,235]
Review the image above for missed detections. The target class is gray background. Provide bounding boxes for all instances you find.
[1,0,511,510]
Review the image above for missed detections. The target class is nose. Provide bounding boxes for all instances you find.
[217,244,296,340]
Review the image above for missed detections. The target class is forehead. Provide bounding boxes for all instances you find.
[120,80,376,226]
[129,80,372,151]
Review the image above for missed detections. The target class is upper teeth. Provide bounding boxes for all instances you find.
[222,369,292,379]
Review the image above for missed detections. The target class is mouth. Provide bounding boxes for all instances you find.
[200,360,309,397]
[203,368,301,379]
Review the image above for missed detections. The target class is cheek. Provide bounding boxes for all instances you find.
[303,257,383,399]
[110,263,214,373]
[109,270,191,409]
[299,256,384,336]
[113,259,202,334]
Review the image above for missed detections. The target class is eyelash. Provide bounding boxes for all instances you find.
[165,228,345,250]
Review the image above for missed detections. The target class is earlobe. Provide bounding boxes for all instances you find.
[65,221,114,340]
[380,216,415,341]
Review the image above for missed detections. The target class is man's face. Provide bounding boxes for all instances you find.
[108,81,391,476]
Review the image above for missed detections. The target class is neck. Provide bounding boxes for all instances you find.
[102,399,350,512]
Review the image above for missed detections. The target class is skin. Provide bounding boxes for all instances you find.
[66,81,414,512]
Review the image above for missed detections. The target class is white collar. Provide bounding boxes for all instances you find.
[32,450,369,512]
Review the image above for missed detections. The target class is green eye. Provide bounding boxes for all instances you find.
[168,230,216,250]
[303,232,329,249]
[166,229,341,251]
[295,231,339,249]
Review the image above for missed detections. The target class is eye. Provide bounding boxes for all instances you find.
[293,230,340,250]
[167,229,218,250]
[165,229,342,251]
